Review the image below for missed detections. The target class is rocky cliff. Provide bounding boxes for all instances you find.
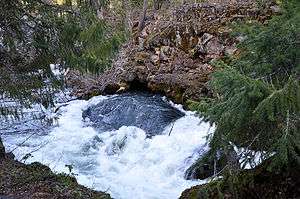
[68,0,278,103]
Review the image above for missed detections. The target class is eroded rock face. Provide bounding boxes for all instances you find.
[67,1,277,103]
[82,92,185,136]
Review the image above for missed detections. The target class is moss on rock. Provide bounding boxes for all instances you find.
[0,140,111,199]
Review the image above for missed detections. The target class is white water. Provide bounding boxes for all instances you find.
[2,95,213,199]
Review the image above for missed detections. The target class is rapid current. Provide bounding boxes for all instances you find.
[1,92,213,199]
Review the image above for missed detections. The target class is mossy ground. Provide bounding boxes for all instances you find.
[0,156,111,199]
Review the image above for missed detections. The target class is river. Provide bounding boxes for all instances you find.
[1,92,213,199]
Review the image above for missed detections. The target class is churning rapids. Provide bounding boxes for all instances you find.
[1,92,213,199]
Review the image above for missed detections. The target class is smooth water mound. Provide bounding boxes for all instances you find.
[82,92,185,136]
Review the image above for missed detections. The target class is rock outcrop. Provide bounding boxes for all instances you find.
[67,0,278,103]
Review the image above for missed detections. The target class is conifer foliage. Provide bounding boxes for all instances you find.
[0,0,126,115]
[190,0,300,171]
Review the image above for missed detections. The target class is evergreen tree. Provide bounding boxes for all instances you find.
[190,0,300,171]
[0,0,126,116]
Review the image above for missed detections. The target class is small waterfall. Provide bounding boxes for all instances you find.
[1,93,213,199]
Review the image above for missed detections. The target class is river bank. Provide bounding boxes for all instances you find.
[0,138,111,199]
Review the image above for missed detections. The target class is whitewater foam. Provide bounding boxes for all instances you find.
[2,95,212,199]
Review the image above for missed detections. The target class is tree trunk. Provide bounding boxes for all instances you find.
[122,0,132,33]
[0,137,5,159]
[91,0,104,19]
[153,0,160,10]
[137,0,148,33]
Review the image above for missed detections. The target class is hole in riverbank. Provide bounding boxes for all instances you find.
[128,79,149,92]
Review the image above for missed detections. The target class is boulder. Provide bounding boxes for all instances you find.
[185,149,240,180]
